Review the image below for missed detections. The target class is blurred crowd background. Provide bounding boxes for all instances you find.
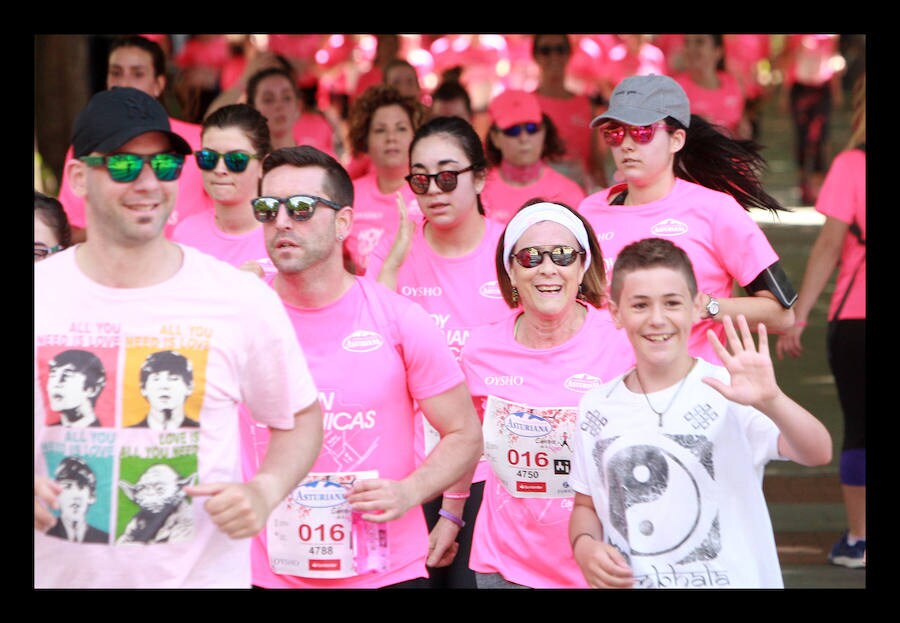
[34,33,866,198]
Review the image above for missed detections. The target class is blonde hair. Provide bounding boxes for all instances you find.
[846,72,866,150]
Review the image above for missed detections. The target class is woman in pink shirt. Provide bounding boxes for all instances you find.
[370,115,510,588]
[171,104,274,275]
[344,85,425,275]
[777,73,866,569]
[247,67,302,151]
[673,34,751,139]
[481,90,586,225]
[531,34,607,191]
[579,74,797,365]
[460,201,634,587]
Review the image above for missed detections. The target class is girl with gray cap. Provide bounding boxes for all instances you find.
[578,74,797,365]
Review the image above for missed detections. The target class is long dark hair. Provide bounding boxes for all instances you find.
[672,114,787,214]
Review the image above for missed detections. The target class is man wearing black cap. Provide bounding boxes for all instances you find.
[34,87,324,588]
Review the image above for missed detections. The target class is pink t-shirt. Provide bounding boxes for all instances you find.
[34,245,317,589]
[367,217,510,476]
[292,111,336,158]
[578,178,780,363]
[56,116,213,239]
[460,306,635,588]
[534,93,594,182]
[604,41,668,86]
[347,170,420,274]
[783,34,840,88]
[816,148,866,320]
[481,165,587,225]
[725,35,771,100]
[674,70,746,135]
[170,208,275,275]
[244,277,465,589]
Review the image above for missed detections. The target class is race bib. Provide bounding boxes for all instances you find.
[266,471,389,579]
[482,396,576,498]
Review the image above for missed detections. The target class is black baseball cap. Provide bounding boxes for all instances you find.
[72,87,192,158]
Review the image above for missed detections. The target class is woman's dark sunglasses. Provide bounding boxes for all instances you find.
[195,149,258,173]
[501,123,541,138]
[405,165,475,195]
[511,245,585,268]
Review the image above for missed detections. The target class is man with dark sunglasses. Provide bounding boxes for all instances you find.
[34,87,324,588]
[243,145,483,589]
[55,34,210,244]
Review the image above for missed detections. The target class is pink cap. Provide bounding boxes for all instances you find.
[488,90,542,129]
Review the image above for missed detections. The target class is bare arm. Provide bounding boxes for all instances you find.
[569,492,634,588]
[776,216,847,359]
[703,289,795,334]
[346,382,482,522]
[375,192,414,291]
[185,399,324,538]
[703,315,832,467]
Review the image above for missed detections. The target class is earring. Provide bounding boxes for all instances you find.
[577,283,585,300]
[337,234,344,241]
[511,286,519,304]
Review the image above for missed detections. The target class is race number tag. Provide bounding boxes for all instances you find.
[482,396,576,499]
[266,470,388,578]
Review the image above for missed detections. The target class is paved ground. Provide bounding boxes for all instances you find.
[765,474,866,588]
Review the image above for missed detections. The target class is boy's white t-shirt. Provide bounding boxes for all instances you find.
[34,245,317,589]
[571,358,785,588]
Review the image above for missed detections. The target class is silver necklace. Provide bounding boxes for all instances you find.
[633,360,695,427]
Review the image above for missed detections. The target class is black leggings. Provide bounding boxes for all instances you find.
[826,319,866,451]
[790,82,833,174]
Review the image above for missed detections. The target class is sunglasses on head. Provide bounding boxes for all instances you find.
[536,44,569,56]
[501,122,541,138]
[195,149,258,173]
[34,243,62,262]
[79,153,185,183]
[601,122,677,147]
[511,245,585,269]
[405,165,475,195]
[251,194,343,223]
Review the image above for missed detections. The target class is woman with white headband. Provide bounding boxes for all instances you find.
[458,200,634,588]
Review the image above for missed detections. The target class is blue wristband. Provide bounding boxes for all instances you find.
[438,508,465,528]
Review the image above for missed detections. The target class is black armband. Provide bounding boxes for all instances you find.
[743,261,798,309]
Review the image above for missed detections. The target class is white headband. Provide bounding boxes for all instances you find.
[503,202,592,276]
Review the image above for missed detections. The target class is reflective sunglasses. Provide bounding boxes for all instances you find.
[405,165,475,195]
[251,194,343,223]
[195,149,258,173]
[536,44,569,56]
[601,122,677,147]
[34,243,63,262]
[511,245,585,268]
[501,122,541,138]
[79,153,185,183]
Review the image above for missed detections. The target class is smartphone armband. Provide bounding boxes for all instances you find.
[743,261,798,308]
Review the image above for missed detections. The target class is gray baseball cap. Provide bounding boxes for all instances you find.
[590,74,691,128]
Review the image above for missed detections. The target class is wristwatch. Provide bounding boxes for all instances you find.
[704,295,720,319]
